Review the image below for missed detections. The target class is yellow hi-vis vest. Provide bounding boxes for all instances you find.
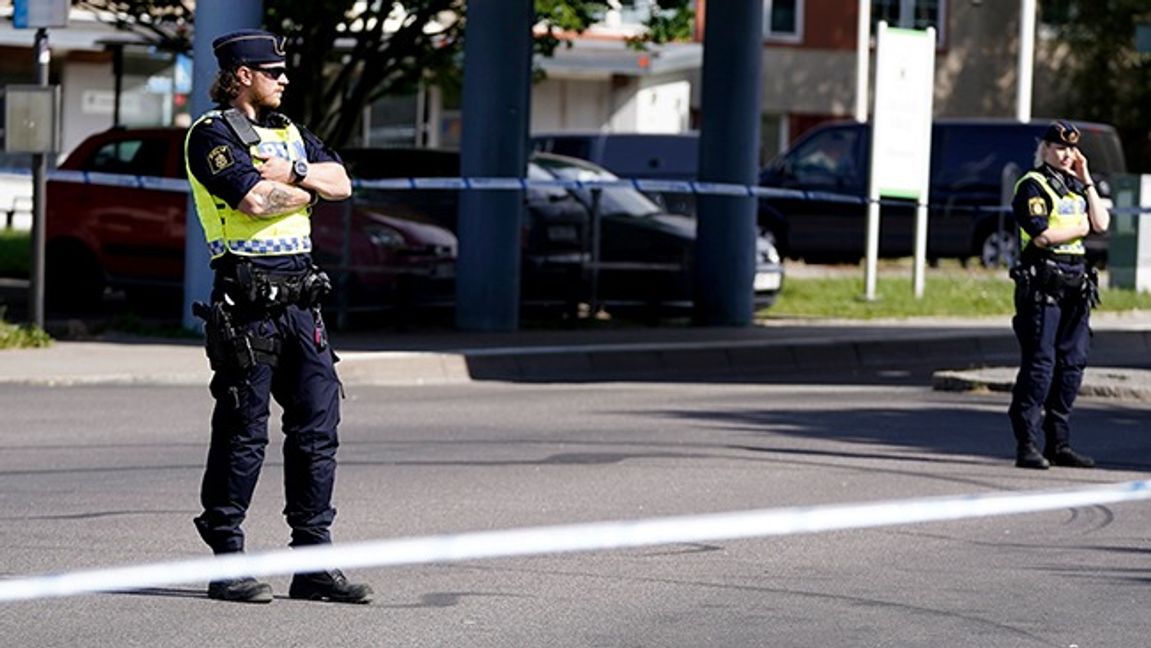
[185,111,312,259]
[1014,170,1087,256]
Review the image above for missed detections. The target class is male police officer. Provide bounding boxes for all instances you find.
[1008,120,1110,470]
[185,29,372,603]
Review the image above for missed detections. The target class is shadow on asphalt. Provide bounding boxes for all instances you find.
[649,400,1151,474]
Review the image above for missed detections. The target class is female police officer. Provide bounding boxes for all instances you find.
[184,29,372,603]
[1008,120,1110,470]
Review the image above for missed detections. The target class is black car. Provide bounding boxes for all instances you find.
[340,148,783,314]
[758,119,1127,266]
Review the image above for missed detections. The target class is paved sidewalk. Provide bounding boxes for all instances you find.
[2,311,1150,392]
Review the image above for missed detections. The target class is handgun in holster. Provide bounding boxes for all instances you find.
[193,301,257,373]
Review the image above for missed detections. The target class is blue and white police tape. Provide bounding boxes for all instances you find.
[1,479,1149,603]
[8,167,1151,216]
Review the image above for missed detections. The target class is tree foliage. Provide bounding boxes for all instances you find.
[75,1,695,148]
[1043,0,1151,171]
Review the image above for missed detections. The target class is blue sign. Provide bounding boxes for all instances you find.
[1137,25,1151,54]
[14,0,69,28]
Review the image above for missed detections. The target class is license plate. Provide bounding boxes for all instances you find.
[754,271,781,291]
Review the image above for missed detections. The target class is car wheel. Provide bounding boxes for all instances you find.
[45,240,106,312]
[978,228,1018,268]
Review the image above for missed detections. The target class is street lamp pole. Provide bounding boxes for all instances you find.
[29,27,49,329]
[1016,0,1036,122]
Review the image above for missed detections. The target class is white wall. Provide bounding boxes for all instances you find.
[531,73,693,134]
[531,77,614,132]
[60,62,114,158]
[635,79,689,133]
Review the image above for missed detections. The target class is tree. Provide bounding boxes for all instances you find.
[1042,1,1151,171]
[75,0,695,148]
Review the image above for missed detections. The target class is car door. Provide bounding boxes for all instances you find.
[82,135,186,284]
[759,125,875,261]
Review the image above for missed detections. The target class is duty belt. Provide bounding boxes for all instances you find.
[214,259,332,311]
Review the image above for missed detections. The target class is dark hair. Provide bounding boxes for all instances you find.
[209,69,243,105]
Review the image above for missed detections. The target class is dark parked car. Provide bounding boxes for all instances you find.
[531,132,700,216]
[43,128,455,311]
[341,148,784,313]
[757,118,1126,266]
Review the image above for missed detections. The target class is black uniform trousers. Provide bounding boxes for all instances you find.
[194,302,341,554]
[1007,284,1091,451]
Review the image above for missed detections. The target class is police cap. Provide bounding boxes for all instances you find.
[212,29,286,70]
[1042,120,1081,147]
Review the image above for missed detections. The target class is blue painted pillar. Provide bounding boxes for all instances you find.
[694,1,764,326]
[455,1,534,331]
[181,0,262,330]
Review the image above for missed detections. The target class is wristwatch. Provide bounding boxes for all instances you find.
[291,159,309,184]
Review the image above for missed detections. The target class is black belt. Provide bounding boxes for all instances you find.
[1044,252,1086,265]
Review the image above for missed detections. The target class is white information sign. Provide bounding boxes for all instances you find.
[864,22,936,300]
[870,24,935,200]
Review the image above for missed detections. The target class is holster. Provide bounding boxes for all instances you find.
[193,301,281,374]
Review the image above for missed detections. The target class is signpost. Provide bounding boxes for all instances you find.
[865,22,935,300]
[8,0,67,328]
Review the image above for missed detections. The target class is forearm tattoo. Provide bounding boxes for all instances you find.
[262,184,299,214]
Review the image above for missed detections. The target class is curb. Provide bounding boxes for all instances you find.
[2,326,1149,389]
[932,366,1151,401]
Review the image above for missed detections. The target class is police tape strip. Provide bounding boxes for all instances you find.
[1,479,1149,603]
[4,167,1150,216]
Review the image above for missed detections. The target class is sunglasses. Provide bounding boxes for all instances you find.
[250,65,288,80]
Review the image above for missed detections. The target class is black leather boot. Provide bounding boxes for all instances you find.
[289,569,373,604]
[207,577,274,603]
[1045,445,1096,468]
[1015,444,1051,470]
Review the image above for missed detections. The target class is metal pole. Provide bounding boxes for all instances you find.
[1016,0,1036,122]
[337,197,353,330]
[588,188,602,315]
[111,43,123,127]
[863,21,888,302]
[855,0,871,123]
[28,28,48,329]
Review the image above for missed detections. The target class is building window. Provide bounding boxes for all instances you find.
[872,0,945,43]
[764,0,802,42]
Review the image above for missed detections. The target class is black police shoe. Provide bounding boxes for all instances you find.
[207,577,274,603]
[1045,446,1096,468]
[1015,444,1051,470]
[288,569,373,604]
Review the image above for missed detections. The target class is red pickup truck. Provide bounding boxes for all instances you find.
[45,127,456,311]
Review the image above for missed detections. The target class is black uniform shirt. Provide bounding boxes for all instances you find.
[185,109,342,210]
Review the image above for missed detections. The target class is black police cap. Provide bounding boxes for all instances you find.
[1042,120,1081,146]
[212,29,286,70]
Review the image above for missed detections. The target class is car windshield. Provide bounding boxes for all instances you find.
[532,155,663,218]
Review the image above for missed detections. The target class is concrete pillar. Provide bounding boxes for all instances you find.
[182,0,262,330]
[455,1,534,331]
[694,1,764,326]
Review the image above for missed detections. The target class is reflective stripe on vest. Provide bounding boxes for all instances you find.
[1014,170,1087,256]
[185,111,312,259]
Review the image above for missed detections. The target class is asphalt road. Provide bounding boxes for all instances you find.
[1,378,1150,647]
